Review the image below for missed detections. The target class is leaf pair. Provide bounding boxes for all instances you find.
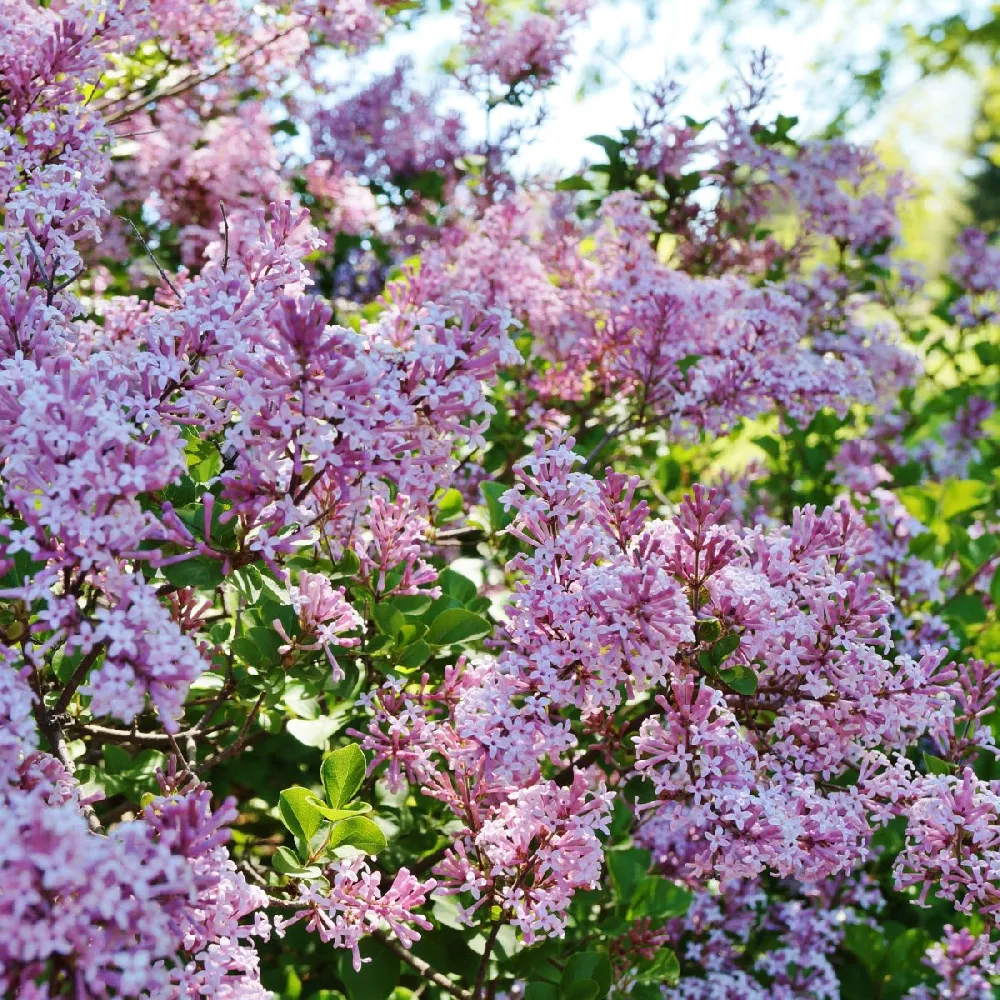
[275,743,386,877]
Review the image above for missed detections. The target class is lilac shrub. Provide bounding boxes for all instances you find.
[3,0,1000,998]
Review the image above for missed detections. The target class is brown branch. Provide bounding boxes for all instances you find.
[941,551,1000,610]
[119,217,184,301]
[220,200,230,272]
[473,921,502,1000]
[33,698,103,834]
[53,642,107,715]
[99,26,301,125]
[73,721,228,746]
[373,930,473,1000]
[200,691,267,769]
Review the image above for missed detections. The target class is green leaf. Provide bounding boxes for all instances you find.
[753,436,782,460]
[247,626,283,668]
[555,175,594,191]
[313,801,372,822]
[278,786,324,844]
[524,985,560,1000]
[710,633,741,664]
[338,940,399,1000]
[844,922,886,980]
[287,716,342,748]
[333,549,362,578]
[607,848,650,904]
[427,609,492,646]
[718,662,758,695]
[398,640,431,669]
[439,568,478,604]
[940,478,990,521]
[372,603,405,639]
[676,354,702,375]
[634,947,680,986]
[695,618,722,642]
[562,952,612,997]
[321,743,367,809]
[923,751,956,776]
[480,481,514,533]
[388,594,432,615]
[944,593,988,625]
[561,981,599,1000]
[990,566,1000,607]
[585,134,621,158]
[436,488,464,522]
[629,877,693,921]
[327,815,387,855]
[272,845,319,877]
[162,556,224,590]
[104,745,132,774]
[397,622,427,645]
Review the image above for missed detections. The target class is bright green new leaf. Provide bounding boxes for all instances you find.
[321,743,367,809]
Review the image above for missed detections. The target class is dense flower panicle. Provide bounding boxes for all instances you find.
[140,779,272,997]
[0,788,198,998]
[304,162,381,237]
[495,442,952,882]
[282,570,362,678]
[0,743,270,998]
[894,768,1000,918]
[414,188,916,444]
[276,859,436,972]
[459,0,591,93]
[949,228,1000,328]
[0,646,39,787]
[113,101,289,268]
[436,772,613,941]
[906,925,999,1000]
[631,54,912,274]
[661,872,885,999]
[5,0,1000,992]
[0,356,187,571]
[930,659,1000,764]
[77,571,209,729]
[311,60,466,192]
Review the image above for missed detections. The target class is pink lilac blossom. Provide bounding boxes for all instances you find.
[0,788,197,998]
[496,441,952,883]
[949,228,1000,328]
[435,772,613,941]
[0,645,39,787]
[459,0,592,93]
[311,60,466,190]
[415,189,917,439]
[906,925,999,1000]
[304,162,381,237]
[279,570,362,679]
[660,872,885,1000]
[276,859,436,971]
[632,54,913,274]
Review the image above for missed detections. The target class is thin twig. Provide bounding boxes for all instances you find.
[74,721,228,747]
[941,551,1000,610]
[220,201,230,272]
[473,921,502,1000]
[200,691,266,769]
[373,930,473,1000]
[23,231,56,305]
[99,26,300,126]
[582,420,628,471]
[34,699,103,834]
[53,642,107,715]
[119,217,184,301]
